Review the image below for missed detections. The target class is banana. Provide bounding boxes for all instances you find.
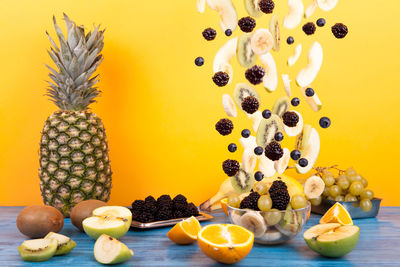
[296,42,323,88]
[281,74,291,97]
[230,210,242,224]
[250,28,274,55]
[239,135,257,151]
[206,0,238,32]
[301,86,322,111]
[283,110,303,137]
[304,0,317,18]
[274,148,290,174]
[259,52,278,92]
[317,0,338,11]
[247,110,263,132]
[199,177,236,211]
[213,37,238,85]
[259,155,276,178]
[304,175,325,199]
[240,211,267,238]
[222,94,237,117]
[242,148,258,173]
[269,15,280,52]
[288,43,302,67]
[262,230,283,242]
[283,0,304,30]
[197,0,206,13]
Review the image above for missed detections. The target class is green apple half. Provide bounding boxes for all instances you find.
[94,234,133,264]
[44,232,76,255]
[303,223,360,257]
[83,206,132,240]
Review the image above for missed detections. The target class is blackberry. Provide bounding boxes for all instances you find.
[241,129,251,138]
[222,159,240,177]
[156,207,173,221]
[303,22,316,35]
[173,210,185,219]
[319,117,331,128]
[157,195,172,207]
[131,200,145,213]
[228,143,237,153]
[215,118,234,136]
[290,150,301,160]
[202,27,217,41]
[291,97,300,106]
[173,194,187,205]
[145,196,156,205]
[254,146,264,156]
[269,180,290,210]
[331,23,348,39]
[238,16,256,33]
[195,57,204,66]
[174,202,188,212]
[137,212,155,223]
[259,0,275,14]
[241,96,259,114]
[143,202,157,215]
[262,109,271,119]
[287,36,294,45]
[282,111,299,127]
[240,192,261,210]
[274,132,283,142]
[245,65,265,85]
[316,18,326,27]
[212,71,230,87]
[265,141,284,161]
[225,29,232,36]
[254,171,264,182]
[187,202,200,216]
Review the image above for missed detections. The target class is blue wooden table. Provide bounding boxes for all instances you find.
[1,207,400,266]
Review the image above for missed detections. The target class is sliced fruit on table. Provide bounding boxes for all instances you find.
[287,43,302,67]
[301,86,322,111]
[295,125,320,174]
[283,110,303,137]
[320,202,353,226]
[206,0,238,32]
[283,0,304,29]
[304,223,359,257]
[198,224,254,264]
[237,33,257,68]
[44,232,76,255]
[296,41,323,88]
[220,198,229,216]
[259,52,278,92]
[269,14,280,52]
[18,238,58,262]
[70,199,108,232]
[167,216,202,245]
[213,37,238,85]
[304,175,325,199]
[92,206,132,231]
[94,234,133,264]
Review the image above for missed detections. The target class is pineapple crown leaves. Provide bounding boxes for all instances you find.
[46,13,105,111]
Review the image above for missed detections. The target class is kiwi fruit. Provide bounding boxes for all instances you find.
[244,0,262,18]
[70,199,108,231]
[295,124,312,153]
[44,232,76,255]
[230,168,255,193]
[18,238,58,262]
[256,114,283,148]
[272,96,290,118]
[233,83,260,111]
[237,33,257,68]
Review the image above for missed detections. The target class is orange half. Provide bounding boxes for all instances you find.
[320,202,353,226]
[220,198,229,216]
[166,216,201,245]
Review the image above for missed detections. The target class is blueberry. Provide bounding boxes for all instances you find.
[290,150,301,160]
[241,129,251,138]
[225,29,232,36]
[195,57,204,66]
[262,109,271,119]
[254,171,264,181]
[319,117,331,128]
[316,18,326,27]
[274,132,283,142]
[228,143,237,153]
[287,36,294,45]
[254,146,264,156]
[298,158,308,167]
[291,97,300,106]
[305,87,315,97]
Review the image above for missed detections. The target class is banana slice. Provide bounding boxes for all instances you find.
[244,0,262,17]
[251,28,274,55]
[213,37,238,85]
[295,126,320,174]
[296,42,323,88]
[222,94,237,117]
[283,0,304,29]
[281,74,291,97]
[242,148,258,173]
[239,136,257,151]
[274,148,290,174]
[259,155,276,178]
[304,175,325,199]
[259,53,278,92]
[230,210,242,224]
[197,0,206,13]
[269,15,280,52]
[301,86,322,111]
[247,110,263,132]
[283,110,303,136]
[206,0,238,32]
[317,0,338,11]
[304,0,317,18]
[240,211,267,238]
[288,43,302,67]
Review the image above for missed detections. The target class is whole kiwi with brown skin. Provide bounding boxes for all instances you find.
[70,199,108,231]
[16,205,64,238]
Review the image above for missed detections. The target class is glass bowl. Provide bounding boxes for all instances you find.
[227,202,311,245]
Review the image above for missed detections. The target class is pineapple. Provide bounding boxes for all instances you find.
[39,14,111,217]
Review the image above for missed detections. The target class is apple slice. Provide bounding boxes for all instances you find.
[247,110,263,132]
[295,125,320,174]
[301,86,322,111]
[94,234,134,264]
[296,42,323,88]
[287,43,302,67]
[92,206,132,232]
[274,148,290,174]
[304,0,317,18]
[197,0,206,13]
[260,53,278,92]
[317,0,338,11]
[213,37,238,85]
[259,155,276,178]
[281,74,291,97]
[283,0,304,29]
[206,0,237,32]
[283,110,303,137]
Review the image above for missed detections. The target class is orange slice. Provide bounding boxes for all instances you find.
[220,198,229,216]
[197,224,254,264]
[166,216,201,245]
[320,202,353,226]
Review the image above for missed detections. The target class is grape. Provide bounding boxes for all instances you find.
[361,177,368,187]
[360,189,374,200]
[254,183,268,195]
[258,195,272,211]
[335,195,345,202]
[228,194,240,208]
[345,194,358,202]
[348,174,362,183]
[263,209,282,226]
[291,195,307,209]
[329,185,342,197]
[310,196,322,206]
[337,176,350,190]
[323,176,335,187]
[322,187,330,197]
[345,167,357,177]
[326,196,334,201]
[349,181,364,196]
[360,199,372,212]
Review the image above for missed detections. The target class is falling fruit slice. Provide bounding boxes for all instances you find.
[197,0,206,13]
[320,202,353,226]
[247,110,263,132]
[167,216,202,245]
[244,0,262,17]
[240,135,257,151]
[94,234,133,264]
[296,42,323,88]
[295,125,320,174]
[206,0,238,32]
[272,96,290,118]
[317,0,338,11]
[283,0,304,29]
[283,110,303,137]
[256,114,283,147]
[233,83,260,110]
[301,86,322,111]
[260,53,278,92]
[251,28,274,55]
[259,155,276,178]
[237,34,257,68]
[303,175,325,199]
[269,15,280,52]
[304,0,317,18]
[274,148,290,174]
[222,94,237,117]
[281,74,291,97]
[214,37,238,85]
[287,44,302,67]
[242,147,258,173]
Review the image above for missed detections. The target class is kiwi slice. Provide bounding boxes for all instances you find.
[237,33,257,68]
[295,124,312,154]
[244,0,262,18]
[18,238,58,262]
[233,83,260,111]
[230,168,255,193]
[256,114,283,148]
[272,96,290,118]
[45,232,76,255]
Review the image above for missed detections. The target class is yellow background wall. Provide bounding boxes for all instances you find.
[0,0,399,206]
